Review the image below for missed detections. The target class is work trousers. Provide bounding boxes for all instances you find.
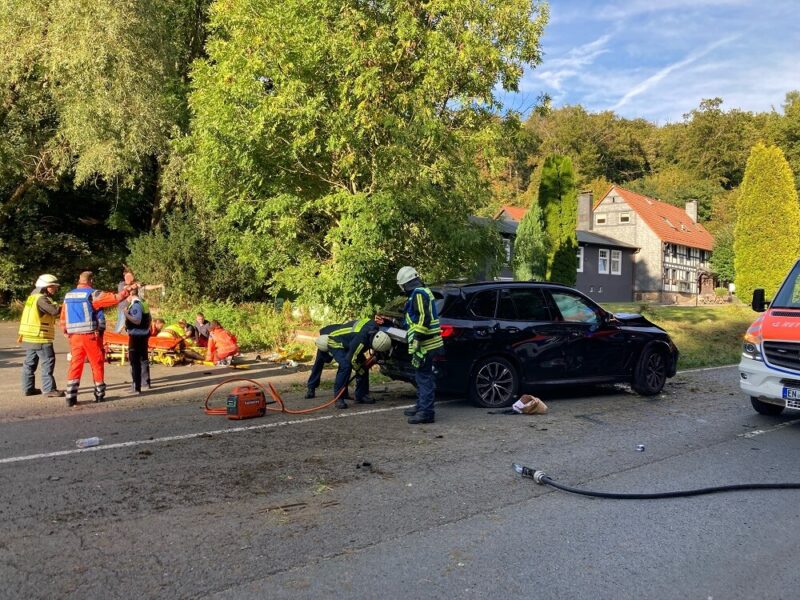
[21,342,57,393]
[128,334,151,392]
[330,348,368,402]
[414,353,436,419]
[306,350,333,392]
[66,333,106,402]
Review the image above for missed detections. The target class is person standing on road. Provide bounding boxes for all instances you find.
[114,268,164,333]
[18,274,64,398]
[395,266,443,424]
[61,271,131,407]
[122,286,152,394]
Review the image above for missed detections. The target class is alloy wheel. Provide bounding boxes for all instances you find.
[475,361,515,407]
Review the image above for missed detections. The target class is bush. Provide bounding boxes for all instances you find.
[158,300,291,352]
[714,287,729,297]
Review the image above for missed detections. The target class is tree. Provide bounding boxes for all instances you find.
[538,155,578,285]
[734,143,800,300]
[709,224,735,284]
[513,202,546,281]
[187,0,549,314]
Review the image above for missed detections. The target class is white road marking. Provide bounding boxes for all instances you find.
[0,403,420,466]
[677,364,736,374]
[739,418,800,439]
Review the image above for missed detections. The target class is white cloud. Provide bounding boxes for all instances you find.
[593,0,749,21]
[610,35,739,111]
[534,33,613,91]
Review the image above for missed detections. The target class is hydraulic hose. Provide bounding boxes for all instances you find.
[512,463,800,500]
[204,355,377,416]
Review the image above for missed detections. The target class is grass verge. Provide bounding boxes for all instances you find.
[603,302,754,370]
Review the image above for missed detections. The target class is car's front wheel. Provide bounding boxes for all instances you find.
[631,346,667,396]
[750,396,785,416]
[470,356,518,408]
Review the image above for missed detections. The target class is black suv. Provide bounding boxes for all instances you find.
[378,281,679,408]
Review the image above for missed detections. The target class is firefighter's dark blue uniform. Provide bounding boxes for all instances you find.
[403,287,443,420]
[328,318,379,406]
[306,321,352,398]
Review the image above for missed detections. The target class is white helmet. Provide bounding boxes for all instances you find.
[35,274,60,288]
[396,266,419,288]
[315,335,330,352]
[371,331,392,353]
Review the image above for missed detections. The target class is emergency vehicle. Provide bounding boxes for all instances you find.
[739,259,800,415]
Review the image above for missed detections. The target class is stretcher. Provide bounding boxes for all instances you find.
[103,331,206,367]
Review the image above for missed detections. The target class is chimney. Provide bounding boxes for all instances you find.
[685,199,698,223]
[577,191,593,231]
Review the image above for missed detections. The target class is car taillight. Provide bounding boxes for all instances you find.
[441,325,457,338]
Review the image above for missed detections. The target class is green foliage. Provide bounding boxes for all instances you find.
[714,287,729,297]
[513,202,546,280]
[709,223,735,284]
[159,300,290,351]
[187,0,547,315]
[734,143,800,300]
[538,155,577,285]
[126,210,261,301]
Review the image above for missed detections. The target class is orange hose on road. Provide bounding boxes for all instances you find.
[203,355,377,416]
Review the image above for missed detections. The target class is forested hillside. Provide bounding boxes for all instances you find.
[1,0,798,314]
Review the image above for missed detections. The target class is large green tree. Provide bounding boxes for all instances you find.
[538,155,577,285]
[0,0,210,295]
[734,143,800,300]
[513,202,546,281]
[187,0,548,314]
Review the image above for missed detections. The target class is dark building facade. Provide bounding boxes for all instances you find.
[575,230,639,302]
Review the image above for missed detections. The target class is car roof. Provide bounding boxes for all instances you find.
[431,280,578,294]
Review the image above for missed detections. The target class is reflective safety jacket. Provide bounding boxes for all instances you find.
[160,323,185,338]
[61,285,128,335]
[328,318,378,367]
[206,328,239,362]
[63,288,98,334]
[18,293,57,343]
[403,287,443,355]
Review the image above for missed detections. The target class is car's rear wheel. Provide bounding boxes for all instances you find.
[470,356,518,408]
[751,396,785,416]
[631,346,667,396]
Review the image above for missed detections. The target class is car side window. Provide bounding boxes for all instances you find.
[507,288,551,321]
[497,290,517,320]
[549,291,600,325]
[468,290,498,319]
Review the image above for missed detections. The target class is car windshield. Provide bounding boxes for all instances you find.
[771,261,800,308]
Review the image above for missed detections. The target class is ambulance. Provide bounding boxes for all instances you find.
[739,259,800,415]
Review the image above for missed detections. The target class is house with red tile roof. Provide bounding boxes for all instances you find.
[579,186,715,302]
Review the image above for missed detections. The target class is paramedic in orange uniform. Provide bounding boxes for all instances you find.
[60,271,131,407]
[205,320,239,365]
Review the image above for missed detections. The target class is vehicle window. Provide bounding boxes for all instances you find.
[771,262,800,308]
[507,288,551,321]
[497,291,517,320]
[468,290,498,318]
[550,292,600,325]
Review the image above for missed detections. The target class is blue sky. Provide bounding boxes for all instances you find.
[501,0,800,123]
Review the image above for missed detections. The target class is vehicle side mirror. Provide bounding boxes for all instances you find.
[752,288,769,312]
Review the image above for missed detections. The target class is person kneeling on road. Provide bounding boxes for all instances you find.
[324,319,392,409]
[206,320,239,366]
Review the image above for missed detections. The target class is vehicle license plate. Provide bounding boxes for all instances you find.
[782,387,800,400]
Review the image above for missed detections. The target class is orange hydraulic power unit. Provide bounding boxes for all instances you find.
[225,385,267,420]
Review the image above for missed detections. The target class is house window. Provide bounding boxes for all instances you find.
[619,212,630,223]
[598,249,609,274]
[610,250,622,275]
[577,247,584,273]
[595,214,607,225]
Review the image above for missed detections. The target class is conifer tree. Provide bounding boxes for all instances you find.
[513,202,547,281]
[538,155,578,285]
[734,143,800,300]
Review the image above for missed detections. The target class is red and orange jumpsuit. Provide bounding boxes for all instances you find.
[60,285,129,404]
[206,328,239,364]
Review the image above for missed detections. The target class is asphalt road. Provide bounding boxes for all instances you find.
[1,322,799,599]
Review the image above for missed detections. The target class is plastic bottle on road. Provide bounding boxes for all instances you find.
[75,437,101,449]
